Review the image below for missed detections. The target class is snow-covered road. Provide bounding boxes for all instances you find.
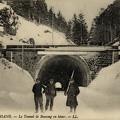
[0,59,120,119]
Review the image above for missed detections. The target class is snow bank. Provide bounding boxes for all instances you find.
[0,58,34,110]
[89,60,120,95]
[79,60,120,111]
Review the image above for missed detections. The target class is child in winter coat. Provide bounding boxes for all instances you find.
[64,78,80,113]
[45,79,56,111]
[32,78,45,113]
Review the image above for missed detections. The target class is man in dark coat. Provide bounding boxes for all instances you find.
[45,79,56,111]
[64,78,80,113]
[32,78,45,113]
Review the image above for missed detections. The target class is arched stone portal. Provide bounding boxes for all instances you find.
[35,55,91,89]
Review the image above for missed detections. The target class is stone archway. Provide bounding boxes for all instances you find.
[35,55,91,89]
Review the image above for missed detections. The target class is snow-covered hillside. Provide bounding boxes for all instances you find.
[0,58,120,119]
[0,3,73,47]
[16,17,71,45]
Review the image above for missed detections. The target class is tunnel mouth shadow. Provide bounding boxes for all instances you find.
[36,55,91,90]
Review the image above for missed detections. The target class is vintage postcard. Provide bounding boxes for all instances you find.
[0,0,119,120]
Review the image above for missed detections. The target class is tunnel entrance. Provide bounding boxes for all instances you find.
[35,55,91,90]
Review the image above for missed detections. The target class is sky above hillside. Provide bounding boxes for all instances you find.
[45,0,115,30]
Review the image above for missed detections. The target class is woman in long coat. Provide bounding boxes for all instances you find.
[65,78,80,113]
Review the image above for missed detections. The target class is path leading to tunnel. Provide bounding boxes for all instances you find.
[1,91,120,120]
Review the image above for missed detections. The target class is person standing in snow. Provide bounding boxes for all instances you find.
[64,78,80,113]
[45,79,56,111]
[32,78,45,113]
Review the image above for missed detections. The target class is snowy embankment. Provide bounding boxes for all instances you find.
[81,60,120,110]
[0,58,34,111]
[78,60,120,119]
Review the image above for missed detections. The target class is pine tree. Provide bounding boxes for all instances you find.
[89,19,97,45]
[89,0,120,45]
[72,14,79,45]
[34,0,48,24]
[66,20,72,40]
[47,7,54,27]
[72,13,88,45]
[56,11,67,32]
[78,12,88,45]
[10,0,30,20]
[0,7,19,35]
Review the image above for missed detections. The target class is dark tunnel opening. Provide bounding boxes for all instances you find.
[37,55,88,90]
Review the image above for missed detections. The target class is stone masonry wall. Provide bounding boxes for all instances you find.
[5,51,117,81]
[83,51,113,80]
[6,51,43,79]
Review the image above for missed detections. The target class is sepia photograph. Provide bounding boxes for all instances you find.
[0,0,120,119]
